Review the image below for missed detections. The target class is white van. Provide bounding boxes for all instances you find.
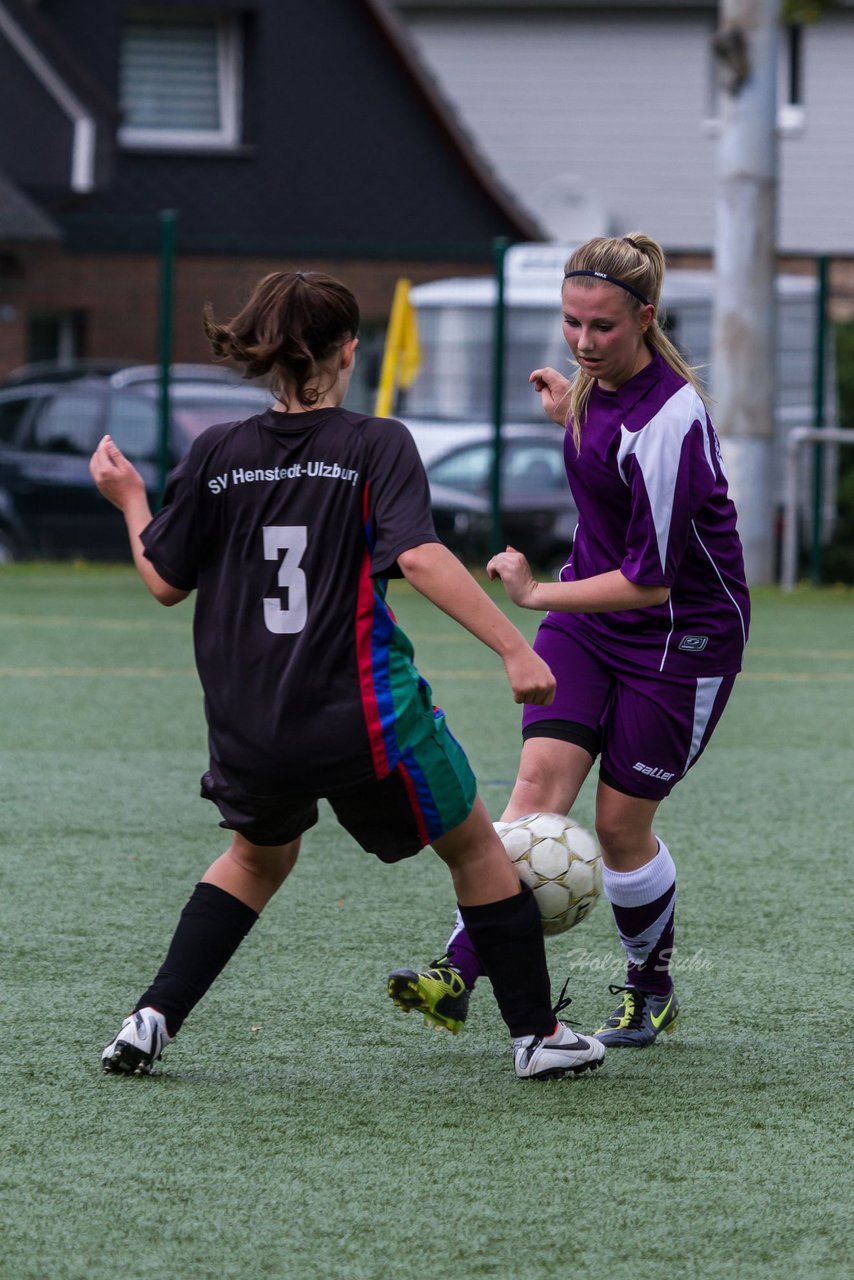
[400,244,835,519]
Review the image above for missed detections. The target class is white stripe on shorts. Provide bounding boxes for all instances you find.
[683,676,724,774]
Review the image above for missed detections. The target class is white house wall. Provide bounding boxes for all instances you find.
[782,17,854,254]
[398,7,854,255]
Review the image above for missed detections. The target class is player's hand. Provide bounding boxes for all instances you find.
[486,546,539,609]
[502,645,556,706]
[89,435,147,511]
[529,366,572,426]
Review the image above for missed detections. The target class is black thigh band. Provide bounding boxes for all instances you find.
[522,719,601,759]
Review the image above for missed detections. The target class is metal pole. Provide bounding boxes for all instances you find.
[157,209,177,507]
[809,254,829,584]
[489,237,509,560]
[711,0,781,585]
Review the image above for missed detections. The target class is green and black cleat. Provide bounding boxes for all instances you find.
[591,985,679,1048]
[387,959,470,1035]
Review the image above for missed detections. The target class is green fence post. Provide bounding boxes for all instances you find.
[157,209,177,508]
[809,254,829,585]
[489,237,510,559]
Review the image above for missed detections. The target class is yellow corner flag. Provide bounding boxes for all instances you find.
[374,278,422,418]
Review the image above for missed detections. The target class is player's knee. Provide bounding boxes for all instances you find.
[594,814,651,864]
[432,807,485,867]
[230,834,300,885]
[510,769,564,815]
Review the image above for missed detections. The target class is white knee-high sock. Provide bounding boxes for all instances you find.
[602,840,676,993]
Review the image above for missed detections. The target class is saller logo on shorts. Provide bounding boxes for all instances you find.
[633,762,675,781]
[678,635,708,652]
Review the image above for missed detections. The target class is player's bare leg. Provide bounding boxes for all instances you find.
[202,832,301,911]
[501,737,594,822]
[593,783,659,871]
[430,797,520,904]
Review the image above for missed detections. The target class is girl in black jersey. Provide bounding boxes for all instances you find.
[90,270,605,1083]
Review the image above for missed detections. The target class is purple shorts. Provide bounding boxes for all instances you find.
[523,619,737,800]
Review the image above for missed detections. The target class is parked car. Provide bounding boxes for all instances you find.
[0,364,271,561]
[423,426,577,570]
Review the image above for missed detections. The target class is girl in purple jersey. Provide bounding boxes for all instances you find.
[90,269,606,1084]
[389,233,750,1048]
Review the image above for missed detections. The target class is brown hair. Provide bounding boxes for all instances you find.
[203,271,360,408]
[562,232,707,448]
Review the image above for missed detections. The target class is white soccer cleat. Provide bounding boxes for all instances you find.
[513,1020,605,1081]
[101,1007,172,1076]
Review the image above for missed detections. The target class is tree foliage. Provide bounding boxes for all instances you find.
[781,0,841,25]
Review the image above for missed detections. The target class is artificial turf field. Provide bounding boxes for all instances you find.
[1,564,852,1280]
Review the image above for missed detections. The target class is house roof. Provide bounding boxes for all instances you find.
[0,0,116,119]
[0,0,117,196]
[362,0,542,241]
[0,170,60,241]
[0,0,543,258]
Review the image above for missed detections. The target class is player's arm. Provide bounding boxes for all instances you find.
[487,547,670,612]
[529,366,573,426]
[396,541,555,706]
[89,435,189,606]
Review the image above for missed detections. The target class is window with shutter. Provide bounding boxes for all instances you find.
[119,12,242,149]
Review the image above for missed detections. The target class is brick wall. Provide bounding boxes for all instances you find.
[0,246,494,377]
[2,245,852,381]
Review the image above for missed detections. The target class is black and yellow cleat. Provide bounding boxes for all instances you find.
[387,959,470,1035]
[591,985,679,1048]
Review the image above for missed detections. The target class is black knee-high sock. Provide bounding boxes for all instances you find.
[458,887,554,1038]
[135,882,259,1037]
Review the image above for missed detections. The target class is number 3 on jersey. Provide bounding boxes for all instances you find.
[263,525,308,634]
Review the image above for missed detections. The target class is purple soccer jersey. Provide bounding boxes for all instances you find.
[553,351,750,677]
[447,353,750,999]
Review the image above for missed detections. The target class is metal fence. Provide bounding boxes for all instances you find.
[1,212,847,580]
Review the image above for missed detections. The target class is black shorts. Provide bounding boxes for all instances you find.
[201,708,477,863]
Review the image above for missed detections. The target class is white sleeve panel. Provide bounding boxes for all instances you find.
[617,384,712,577]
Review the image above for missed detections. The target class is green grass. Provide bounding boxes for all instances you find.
[1,566,852,1280]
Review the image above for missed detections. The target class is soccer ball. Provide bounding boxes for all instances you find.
[497,812,602,936]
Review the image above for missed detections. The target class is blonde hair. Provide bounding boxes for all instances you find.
[562,232,707,449]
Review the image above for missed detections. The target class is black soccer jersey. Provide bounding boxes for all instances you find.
[141,407,440,792]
